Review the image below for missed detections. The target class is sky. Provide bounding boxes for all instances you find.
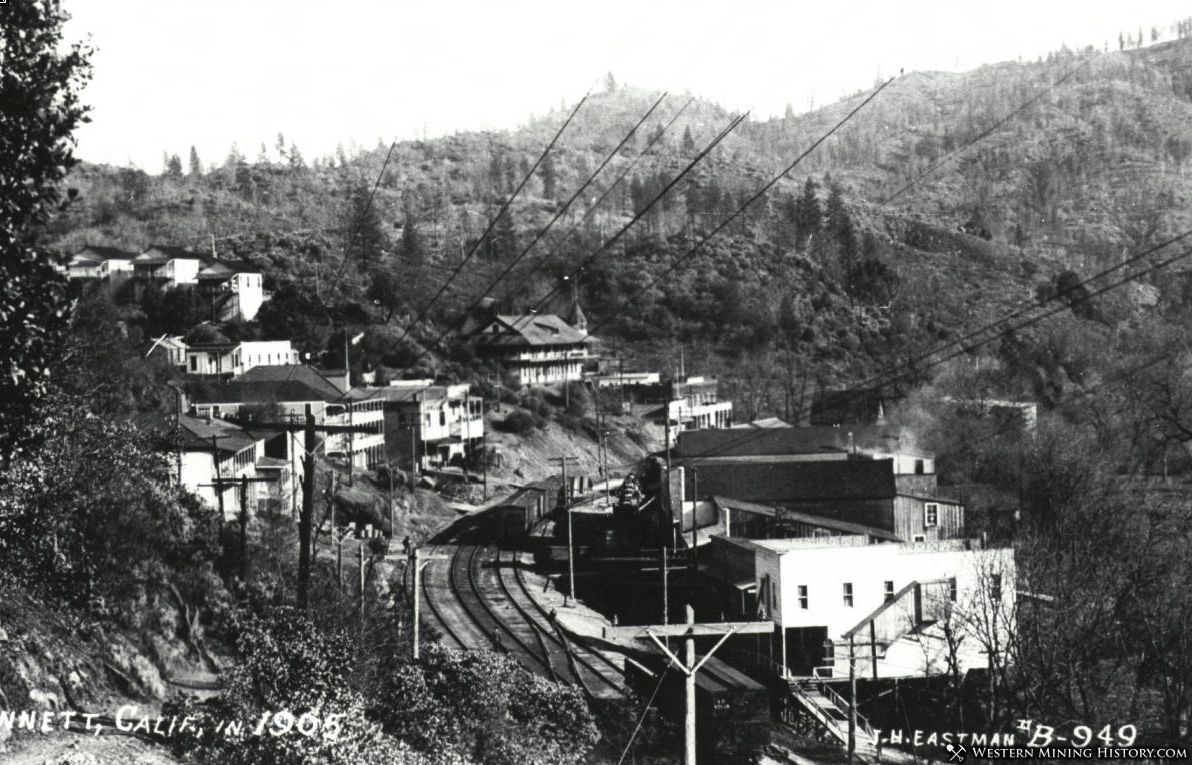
[62,0,1192,171]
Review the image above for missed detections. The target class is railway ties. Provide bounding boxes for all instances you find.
[495,545,625,700]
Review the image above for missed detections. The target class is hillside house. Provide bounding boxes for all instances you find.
[172,414,301,521]
[711,535,1014,679]
[369,383,484,470]
[131,245,208,286]
[196,260,269,321]
[468,313,595,386]
[645,376,734,445]
[326,389,388,470]
[67,245,136,280]
[184,340,299,377]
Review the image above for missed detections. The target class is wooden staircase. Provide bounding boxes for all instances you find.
[783,679,879,761]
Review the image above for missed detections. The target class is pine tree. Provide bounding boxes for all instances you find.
[166,154,183,178]
[188,145,202,177]
[792,177,822,246]
[681,125,696,154]
[539,152,557,200]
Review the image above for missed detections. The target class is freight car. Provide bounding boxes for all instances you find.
[485,476,566,538]
[624,652,770,761]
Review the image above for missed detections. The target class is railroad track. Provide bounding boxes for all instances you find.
[418,543,472,651]
[494,544,624,699]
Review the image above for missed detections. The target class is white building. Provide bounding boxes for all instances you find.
[131,245,207,287]
[147,334,188,368]
[197,260,269,321]
[716,535,1014,680]
[657,376,733,446]
[173,414,300,521]
[368,383,485,470]
[327,389,388,470]
[178,364,344,424]
[184,340,299,377]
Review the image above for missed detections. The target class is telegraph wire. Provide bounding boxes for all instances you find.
[451,92,670,314]
[517,97,695,294]
[392,87,595,346]
[586,76,896,336]
[526,111,750,317]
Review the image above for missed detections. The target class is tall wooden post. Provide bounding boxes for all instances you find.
[358,541,366,639]
[239,475,249,581]
[298,405,316,610]
[662,546,669,625]
[684,605,697,765]
[211,436,226,521]
[848,635,857,765]
[412,548,422,660]
[564,456,575,605]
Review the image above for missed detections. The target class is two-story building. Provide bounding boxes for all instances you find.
[370,383,485,470]
[712,534,1015,680]
[184,340,300,378]
[196,260,269,321]
[660,376,733,444]
[172,413,301,521]
[67,245,136,281]
[326,389,388,470]
[131,245,208,287]
[468,313,595,386]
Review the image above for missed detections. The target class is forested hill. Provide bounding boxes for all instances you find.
[46,29,1192,411]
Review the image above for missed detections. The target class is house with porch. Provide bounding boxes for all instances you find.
[131,245,208,287]
[369,383,485,470]
[176,364,344,422]
[183,340,300,378]
[468,313,595,386]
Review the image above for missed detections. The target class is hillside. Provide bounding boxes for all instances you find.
[43,35,1192,414]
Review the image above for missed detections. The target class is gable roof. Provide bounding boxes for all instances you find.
[176,414,259,454]
[75,245,136,262]
[684,459,897,503]
[675,425,915,459]
[182,365,344,406]
[135,244,206,264]
[476,314,588,346]
[198,259,262,280]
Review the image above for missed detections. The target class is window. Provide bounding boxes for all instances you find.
[797,585,808,609]
[949,578,958,602]
[925,503,939,527]
[189,356,198,372]
[990,573,1003,602]
[884,580,895,602]
[842,582,853,607]
[912,534,926,542]
[914,459,924,475]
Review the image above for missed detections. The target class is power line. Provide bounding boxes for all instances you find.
[520,97,695,288]
[527,111,750,318]
[586,76,896,337]
[411,93,672,357]
[393,87,594,347]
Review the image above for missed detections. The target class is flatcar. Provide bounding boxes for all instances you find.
[624,652,770,761]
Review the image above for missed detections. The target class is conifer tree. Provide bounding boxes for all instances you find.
[188,145,202,177]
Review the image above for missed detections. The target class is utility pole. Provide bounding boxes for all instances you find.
[411,547,449,660]
[387,460,395,537]
[550,455,579,606]
[690,467,699,566]
[358,541,366,640]
[848,635,858,765]
[199,474,272,581]
[481,434,488,502]
[605,606,772,765]
[247,404,372,610]
[662,546,669,625]
[211,435,226,521]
